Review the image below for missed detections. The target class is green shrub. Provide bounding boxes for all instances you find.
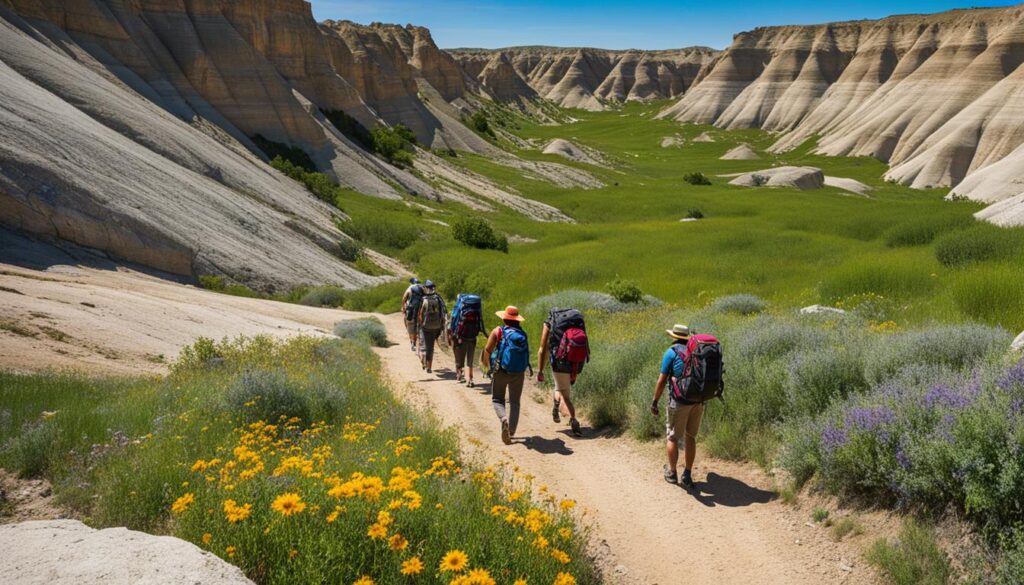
[525,290,662,318]
[269,157,343,207]
[5,420,58,477]
[333,318,388,347]
[708,294,766,315]
[934,225,1019,267]
[866,520,950,585]
[686,208,705,219]
[997,529,1024,584]
[862,324,1007,385]
[299,285,347,308]
[252,135,315,172]
[606,278,644,304]
[342,280,406,312]
[812,508,829,523]
[820,257,936,301]
[683,172,711,186]
[346,215,420,251]
[950,265,1024,331]
[370,123,416,166]
[469,111,495,137]
[830,517,863,541]
[787,347,867,417]
[451,217,508,252]
[225,369,310,426]
[336,238,362,262]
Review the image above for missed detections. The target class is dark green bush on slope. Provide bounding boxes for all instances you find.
[253,135,315,172]
[451,217,508,252]
[370,123,416,166]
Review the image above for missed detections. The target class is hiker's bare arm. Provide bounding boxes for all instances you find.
[401,290,409,310]
[481,328,499,370]
[537,324,549,370]
[652,373,669,415]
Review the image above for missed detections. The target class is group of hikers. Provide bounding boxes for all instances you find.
[400,277,724,489]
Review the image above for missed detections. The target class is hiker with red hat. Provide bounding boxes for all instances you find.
[481,306,531,445]
[650,324,725,489]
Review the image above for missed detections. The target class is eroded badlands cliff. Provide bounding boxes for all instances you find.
[658,5,1024,222]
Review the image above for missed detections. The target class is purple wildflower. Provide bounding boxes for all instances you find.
[845,405,897,431]
[895,445,911,471]
[821,423,848,454]
[997,360,1024,392]
[934,414,957,443]
[923,384,976,410]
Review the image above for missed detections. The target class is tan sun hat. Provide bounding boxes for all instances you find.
[665,324,690,340]
[495,305,525,322]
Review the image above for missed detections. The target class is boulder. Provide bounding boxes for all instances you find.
[800,305,847,316]
[720,144,760,160]
[542,139,600,165]
[824,176,872,196]
[729,167,825,190]
[0,520,254,585]
[1012,331,1024,352]
[692,131,716,143]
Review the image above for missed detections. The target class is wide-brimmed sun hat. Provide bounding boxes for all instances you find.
[496,305,525,322]
[665,324,690,340]
[424,279,435,289]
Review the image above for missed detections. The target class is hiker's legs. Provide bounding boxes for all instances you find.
[666,437,680,472]
[464,339,476,382]
[683,404,705,472]
[491,372,510,420]
[422,328,440,366]
[552,372,575,419]
[665,404,689,472]
[506,373,524,435]
[405,319,418,348]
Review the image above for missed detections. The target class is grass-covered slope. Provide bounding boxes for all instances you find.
[334,102,1024,333]
[0,335,596,585]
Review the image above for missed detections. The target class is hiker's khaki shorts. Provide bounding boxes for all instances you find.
[552,372,572,397]
[453,338,477,369]
[666,403,704,442]
[405,318,417,336]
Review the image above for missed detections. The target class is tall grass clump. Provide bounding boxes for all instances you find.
[934,225,1021,267]
[0,337,599,584]
[345,215,420,251]
[708,294,766,315]
[525,289,662,320]
[299,285,347,308]
[867,520,951,585]
[950,265,1024,331]
[334,317,388,348]
[862,324,1007,386]
[683,172,711,186]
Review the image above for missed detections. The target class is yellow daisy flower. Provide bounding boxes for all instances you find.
[439,549,469,572]
[171,492,194,514]
[271,492,306,516]
[400,556,424,575]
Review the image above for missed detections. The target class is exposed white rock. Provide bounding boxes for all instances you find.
[0,520,254,585]
[824,176,872,196]
[1012,331,1024,352]
[720,144,760,160]
[692,131,716,143]
[542,139,601,165]
[800,305,847,316]
[729,166,824,190]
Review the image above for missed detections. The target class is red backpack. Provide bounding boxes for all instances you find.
[548,308,590,382]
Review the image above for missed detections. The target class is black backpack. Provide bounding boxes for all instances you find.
[421,293,444,330]
[546,308,589,376]
[669,334,725,404]
[405,285,423,321]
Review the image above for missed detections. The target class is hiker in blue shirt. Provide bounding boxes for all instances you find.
[650,324,704,488]
[481,306,530,445]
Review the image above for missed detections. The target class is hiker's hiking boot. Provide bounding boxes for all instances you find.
[681,470,695,489]
[570,418,582,437]
[457,373,465,384]
[467,380,474,388]
[663,465,677,485]
[500,419,512,445]
[552,400,561,423]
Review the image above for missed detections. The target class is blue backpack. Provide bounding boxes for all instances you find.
[449,294,483,342]
[492,326,529,374]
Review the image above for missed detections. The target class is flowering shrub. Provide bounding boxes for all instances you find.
[707,294,767,316]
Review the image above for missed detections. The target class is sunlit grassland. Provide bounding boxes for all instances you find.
[335,102,1024,333]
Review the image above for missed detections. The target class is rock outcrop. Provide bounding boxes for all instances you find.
[729,167,825,190]
[720,144,760,160]
[542,139,601,165]
[450,46,718,110]
[659,5,1024,225]
[0,520,255,585]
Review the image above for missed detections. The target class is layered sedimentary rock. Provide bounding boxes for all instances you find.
[450,47,718,110]
[659,6,1024,224]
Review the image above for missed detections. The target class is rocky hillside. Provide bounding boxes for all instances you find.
[658,5,1024,225]
[450,47,719,110]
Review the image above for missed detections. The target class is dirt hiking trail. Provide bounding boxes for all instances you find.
[375,313,877,585]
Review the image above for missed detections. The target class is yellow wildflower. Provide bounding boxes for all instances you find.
[507,490,523,502]
[223,499,252,523]
[353,576,374,585]
[465,568,496,585]
[271,492,306,517]
[559,499,576,511]
[367,523,388,540]
[514,580,527,585]
[326,510,339,523]
[376,510,393,527]
[388,534,408,551]
[225,545,237,558]
[559,527,572,539]
[490,505,509,517]
[552,573,576,585]
[171,492,194,514]
[550,548,571,565]
[400,556,424,575]
[439,549,469,572]
[288,549,298,559]
[201,533,212,545]
[533,535,549,550]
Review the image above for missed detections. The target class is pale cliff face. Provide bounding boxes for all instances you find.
[448,46,719,110]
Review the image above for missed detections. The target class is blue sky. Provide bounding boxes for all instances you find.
[311,1,1020,50]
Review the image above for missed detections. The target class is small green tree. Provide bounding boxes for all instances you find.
[451,217,508,253]
[370,123,416,167]
[606,278,644,304]
[683,172,711,186]
[469,111,494,137]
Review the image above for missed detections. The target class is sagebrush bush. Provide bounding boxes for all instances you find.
[787,348,867,417]
[525,289,662,320]
[683,172,711,186]
[862,324,1007,385]
[334,318,388,347]
[225,369,310,425]
[451,217,508,253]
[336,238,362,262]
[299,285,346,308]
[708,294,767,315]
